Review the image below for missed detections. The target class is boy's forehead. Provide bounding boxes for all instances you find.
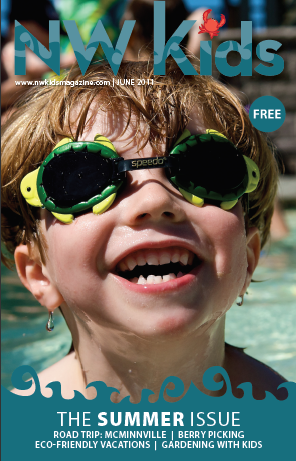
[78,110,148,156]
[76,107,205,156]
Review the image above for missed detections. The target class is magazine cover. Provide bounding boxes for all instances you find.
[1,1,296,459]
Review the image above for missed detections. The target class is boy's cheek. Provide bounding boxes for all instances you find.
[200,207,247,284]
[216,241,247,294]
[42,212,104,261]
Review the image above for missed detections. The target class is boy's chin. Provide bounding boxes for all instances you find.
[115,307,217,340]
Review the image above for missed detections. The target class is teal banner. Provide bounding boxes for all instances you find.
[2,366,295,460]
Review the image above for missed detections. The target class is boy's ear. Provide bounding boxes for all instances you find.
[14,244,64,311]
[241,227,261,295]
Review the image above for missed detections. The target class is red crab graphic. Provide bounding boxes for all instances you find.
[198,9,226,39]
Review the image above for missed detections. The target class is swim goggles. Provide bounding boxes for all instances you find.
[20,129,260,224]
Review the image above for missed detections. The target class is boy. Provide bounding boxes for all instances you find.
[1,59,287,400]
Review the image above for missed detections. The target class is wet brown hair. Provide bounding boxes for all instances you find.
[1,59,279,268]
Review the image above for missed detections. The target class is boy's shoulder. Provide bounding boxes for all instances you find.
[225,343,288,400]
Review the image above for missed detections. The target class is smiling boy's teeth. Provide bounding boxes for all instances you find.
[147,275,155,284]
[137,255,146,266]
[171,252,180,263]
[126,256,137,271]
[180,252,189,265]
[134,274,178,284]
[146,254,158,265]
[138,275,146,284]
[118,260,128,271]
[159,252,170,265]
[117,247,198,282]
[131,271,185,284]
[188,252,194,265]
[163,273,177,282]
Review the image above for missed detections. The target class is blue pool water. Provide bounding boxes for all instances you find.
[1,211,296,389]
[225,210,296,382]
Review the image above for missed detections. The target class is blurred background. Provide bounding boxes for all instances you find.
[1,0,296,389]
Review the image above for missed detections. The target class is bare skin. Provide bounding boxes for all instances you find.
[13,110,287,402]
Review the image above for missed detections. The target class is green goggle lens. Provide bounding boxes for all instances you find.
[42,149,115,208]
[20,130,260,224]
[168,132,250,204]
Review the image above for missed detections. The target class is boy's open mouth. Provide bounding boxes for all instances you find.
[115,247,201,284]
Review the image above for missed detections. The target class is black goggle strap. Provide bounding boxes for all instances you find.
[116,155,177,174]
[114,128,193,175]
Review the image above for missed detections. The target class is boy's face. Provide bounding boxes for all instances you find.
[34,110,259,339]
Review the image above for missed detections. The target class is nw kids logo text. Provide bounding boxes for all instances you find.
[15,1,284,77]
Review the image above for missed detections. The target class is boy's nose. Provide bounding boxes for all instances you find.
[123,171,186,226]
